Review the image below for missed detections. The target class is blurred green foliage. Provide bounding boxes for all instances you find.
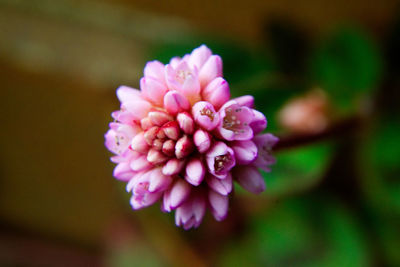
[220,197,369,267]
[310,27,382,112]
[264,142,333,197]
[360,118,400,214]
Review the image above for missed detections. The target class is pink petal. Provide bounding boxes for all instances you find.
[202,77,230,110]
[252,133,278,171]
[198,55,222,88]
[131,132,149,153]
[192,101,220,131]
[181,72,201,105]
[205,140,230,158]
[143,126,159,146]
[130,191,162,210]
[126,172,142,192]
[175,193,206,229]
[165,61,197,91]
[163,91,190,115]
[148,110,173,126]
[104,129,116,153]
[206,173,232,196]
[183,217,197,230]
[162,140,176,157]
[161,121,181,141]
[148,168,172,192]
[105,129,123,155]
[116,85,142,104]
[206,142,236,179]
[111,149,135,164]
[169,56,181,68]
[162,158,186,175]
[140,77,167,106]
[192,193,206,223]
[130,154,152,171]
[234,166,266,194]
[122,100,152,121]
[147,148,168,164]
[169,180,191,209]
[231,140,258,164]
[232,95,254,108]
[185,158,205,186]
[193,129,211,153]
[217,101,255,141]
[152,139,163,150]
[250,110,267,135]
[253,133,279,148]
[140,117,153,130]
[208,190,229,221]
[175,199,192,226]
[175,135,194,159]
[144,60,166,84]
[162,190,172,212]
[113,162,135,182]
[188,44,212,70]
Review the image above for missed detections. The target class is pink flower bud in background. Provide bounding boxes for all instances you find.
[105,45,278,229]
[278,89,330,134]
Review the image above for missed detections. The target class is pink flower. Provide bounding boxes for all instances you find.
[105,45,278,229]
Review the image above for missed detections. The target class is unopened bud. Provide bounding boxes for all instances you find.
[177,112,195,134]
[162,121,181,140]
[175,135,194,159]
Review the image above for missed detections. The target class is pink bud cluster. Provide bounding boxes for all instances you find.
[105,45,278,229]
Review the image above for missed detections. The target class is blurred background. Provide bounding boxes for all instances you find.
[1,0,400,266]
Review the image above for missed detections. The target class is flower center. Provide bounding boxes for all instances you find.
[176,70,191,84]
[115,135,124,146]
[114,133,129,154]
[200,107,215,121]
[223,107,247,133]
[214,153,231,172]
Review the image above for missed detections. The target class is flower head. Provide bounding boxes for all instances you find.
[105,45,278,229]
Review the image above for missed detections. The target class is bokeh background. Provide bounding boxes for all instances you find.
[1,0,400,266]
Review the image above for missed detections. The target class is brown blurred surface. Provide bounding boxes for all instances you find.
[114,0,399,39]
[0,61,121,246]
